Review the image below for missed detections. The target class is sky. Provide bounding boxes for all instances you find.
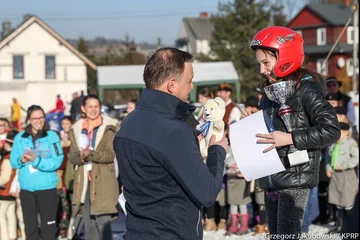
[0,0,305,46]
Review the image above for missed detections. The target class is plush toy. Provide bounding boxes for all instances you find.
[196,97,226,159]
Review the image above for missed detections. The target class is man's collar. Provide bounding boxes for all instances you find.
[225,99,232,106]
[137,88,195,120]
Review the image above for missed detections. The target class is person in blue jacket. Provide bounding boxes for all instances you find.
[114,48,228,240]
[10,105,64,240]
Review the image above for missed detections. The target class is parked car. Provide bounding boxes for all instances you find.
[101,104,127,120]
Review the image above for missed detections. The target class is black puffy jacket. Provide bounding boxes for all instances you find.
[260,76,341,190]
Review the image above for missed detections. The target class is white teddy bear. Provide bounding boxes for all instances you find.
[196,97,226,159]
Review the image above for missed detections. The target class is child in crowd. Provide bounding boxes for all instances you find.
[327,122,359,233]
[0,130,19,240]
[57,116,73,238]
[225,144,251,235]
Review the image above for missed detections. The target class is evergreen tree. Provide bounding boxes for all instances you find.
[205,0,287,101]
[78,37,88,54]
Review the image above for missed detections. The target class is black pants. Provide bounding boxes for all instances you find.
[206,202,227,220]
[265,188,310,240]
[20,188,58,240]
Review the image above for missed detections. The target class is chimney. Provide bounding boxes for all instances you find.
[23,14,33,22]
[200,12,209,19]
[2,21,11,40]
[344,0,351,6]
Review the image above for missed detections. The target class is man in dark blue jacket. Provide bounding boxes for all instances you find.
[113,48,228,240]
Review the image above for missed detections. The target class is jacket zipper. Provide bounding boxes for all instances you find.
[196,209,201,236]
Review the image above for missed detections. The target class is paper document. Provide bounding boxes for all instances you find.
[118,192,127,215]
[229,110,285,181]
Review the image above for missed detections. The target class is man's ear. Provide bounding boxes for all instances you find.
[167,78,177,94]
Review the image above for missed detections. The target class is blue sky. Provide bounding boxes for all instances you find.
[0,0,305,46]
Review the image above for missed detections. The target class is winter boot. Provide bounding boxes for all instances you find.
[327,204,337,223]
[237,214,249,235]
[329,208,344,233]
[217,219,227,231]
[225,214,239,235]
[252,224,266,236]
[204,218,217,232]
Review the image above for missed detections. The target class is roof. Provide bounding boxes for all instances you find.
[291,3,353,27]
[183,18,214,40]
[0,16,97,70]
[307,3,353,26]
[97,61,239,87]
[304,43,353,55]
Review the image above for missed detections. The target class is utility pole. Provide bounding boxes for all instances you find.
[352,0,359,93]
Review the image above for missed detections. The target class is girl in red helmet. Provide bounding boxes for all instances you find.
[243,26,341,239]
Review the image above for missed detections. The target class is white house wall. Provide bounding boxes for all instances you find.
[0,82,85,118]
[196,39,210,55]
[0,21,87,116]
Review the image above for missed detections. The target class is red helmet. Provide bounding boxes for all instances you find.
[250,26,304,78]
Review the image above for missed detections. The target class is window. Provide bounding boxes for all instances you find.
[347,58,353,76]
[45,55,56,79]
[347,26,354,44]
[317,28,326,45]
[13,55,24,79]
[346,58,359,77]
[317,58,327,76]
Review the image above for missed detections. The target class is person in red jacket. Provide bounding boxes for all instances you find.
[48,95,65,113]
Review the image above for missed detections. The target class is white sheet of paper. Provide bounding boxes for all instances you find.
[118,192,127,215]
[28,165,39,173]
[229,110,285,181]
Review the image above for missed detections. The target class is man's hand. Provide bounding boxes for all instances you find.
[256,131,293,153]
[209,135,229,153]
[197,134,204,142]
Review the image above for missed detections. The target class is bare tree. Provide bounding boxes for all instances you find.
[273,0,310,21]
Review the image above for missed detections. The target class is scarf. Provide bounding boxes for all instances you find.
[199,121,211,137]
[80,116,102,151]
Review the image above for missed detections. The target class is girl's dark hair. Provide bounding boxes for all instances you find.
[286,68,323,89]
[82,94,101,107]
[61,115,73,123]
[26,105,45,121]
[198,87,214,99]
[260,67,323,92]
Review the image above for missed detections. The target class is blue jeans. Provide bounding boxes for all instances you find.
[302,186,319,232]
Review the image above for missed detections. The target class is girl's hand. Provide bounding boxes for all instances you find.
[326,169,333,178]
[237,172,243,178]
[256,131,294,153]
